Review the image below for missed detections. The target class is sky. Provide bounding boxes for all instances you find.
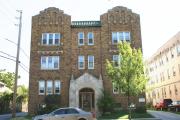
[0,0,180,87]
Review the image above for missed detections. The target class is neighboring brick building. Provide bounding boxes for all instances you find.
[146,32,180,106]
[29,6,142,114]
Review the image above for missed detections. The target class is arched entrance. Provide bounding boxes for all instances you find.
[79,88,94,111]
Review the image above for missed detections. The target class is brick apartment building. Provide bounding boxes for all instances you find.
[29,6,142,114]
[146,32,180,106]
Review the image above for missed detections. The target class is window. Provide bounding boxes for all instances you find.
[78,56,85,69]
[53,109,66,115]
[177,44,180,55]
[113,55,120,67]
[78,32,84,45]
[167,69,170,79]
[88,55,94,69]
[112,32,131,44]
[54,80,61,94]
[41,56,59,70]
[42,33,60,45]
[172,66,176,76]
[88,32,94,45]
[113,83,119,94]
[66,108,79,114]
[39,80,45,95]
[171,48,174,58]
[174,85,178,95]
[47,80,53,95]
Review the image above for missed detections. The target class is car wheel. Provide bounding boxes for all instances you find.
[79,118,86,120]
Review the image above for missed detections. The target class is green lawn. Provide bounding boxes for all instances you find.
[98,111,154,120]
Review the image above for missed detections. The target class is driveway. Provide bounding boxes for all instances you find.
[0,112,27,120]
[148,110,180,120]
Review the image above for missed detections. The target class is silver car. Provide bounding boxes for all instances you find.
[33,107,94,120]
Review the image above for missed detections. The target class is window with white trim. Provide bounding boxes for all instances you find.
[47,80,53,95]
[88,32,94,45]
[54,80,61,94]
[41,56,59,70]
[88,55,94,69]
[113,55,120,67]
[78,32,84,45]
[112,32,130,44]
[113,83,119,94]
[39,80,45,95]
[42,33,60,45]
[78,56,85,69]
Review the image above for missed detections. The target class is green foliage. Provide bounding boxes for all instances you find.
[106,42,147,95]
[0,70,15,90]
[37,95,61,115]
[97,90,115,114]
[17,85,28,103]
[0,92,13,114]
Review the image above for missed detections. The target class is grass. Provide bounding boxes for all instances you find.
[10,115,32,120]
[98,111,154,120]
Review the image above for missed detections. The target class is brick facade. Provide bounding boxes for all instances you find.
[29,6,142,115]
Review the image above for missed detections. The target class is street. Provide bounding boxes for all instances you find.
[148,110,180,120]
[0,112,27,120]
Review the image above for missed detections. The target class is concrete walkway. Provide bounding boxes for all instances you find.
[0,112,27,120]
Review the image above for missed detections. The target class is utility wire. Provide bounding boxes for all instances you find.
[0,37,29,59]
[0,55,29,73]
[19,62,29,70]
[0,51,16,58]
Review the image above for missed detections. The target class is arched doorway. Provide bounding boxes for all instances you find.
[79,88,94,111]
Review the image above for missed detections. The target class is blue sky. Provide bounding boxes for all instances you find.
[0,0,180,86]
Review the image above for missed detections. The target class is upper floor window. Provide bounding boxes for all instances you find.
[78,32,84,46]
[113,83,119,94]
[88,55,94,69]
[39,80,45,95]
[47,80,53,95]
[112,32,130,44]
[54,80,61,94]
[113,55,120,67]
[42,33,60,45]
[88,32,94,45]
[172,66,176,76]
[177,44,180,55]
[41,56,59,70]
[78,56,85,69]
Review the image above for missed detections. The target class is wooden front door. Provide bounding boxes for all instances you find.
[79,88,94,111]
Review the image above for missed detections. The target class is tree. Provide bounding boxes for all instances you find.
[0,70,15,90]
[17,85,28,103]
[106,42,147,119]
[106,42,147,95]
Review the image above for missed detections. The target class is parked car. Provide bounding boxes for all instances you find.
[154,99,172,110]
[168,101,180,112]
[33,107,95,120]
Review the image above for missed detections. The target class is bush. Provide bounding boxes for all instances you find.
[37,95,61,115]
[97,90,115,114]
[135,106,146,113]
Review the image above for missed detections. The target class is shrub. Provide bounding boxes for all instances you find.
[135,106,146,113]
[97,90,115,114]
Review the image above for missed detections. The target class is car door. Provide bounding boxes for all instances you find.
[64,108,79,120]
[50,109,66,120]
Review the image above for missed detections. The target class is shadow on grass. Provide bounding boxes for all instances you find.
[11,115,32,120]
[98,111,154,119]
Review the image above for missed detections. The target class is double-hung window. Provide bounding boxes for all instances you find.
[54,80,61,94]
[41,56,59,70]
[113,83,119,94]
[47,80,53,95]
[112,32,131,44]
[88,32,94,45]
[113,55,120,67]
[78,32,84,46]
[88,55,94,69]
[42,33,60,45]
[39,80,45,95]
[78,56,85,69]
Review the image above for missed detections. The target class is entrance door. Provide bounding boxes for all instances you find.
[79,88,94,111]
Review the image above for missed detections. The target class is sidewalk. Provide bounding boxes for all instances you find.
[0,112,27,120]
